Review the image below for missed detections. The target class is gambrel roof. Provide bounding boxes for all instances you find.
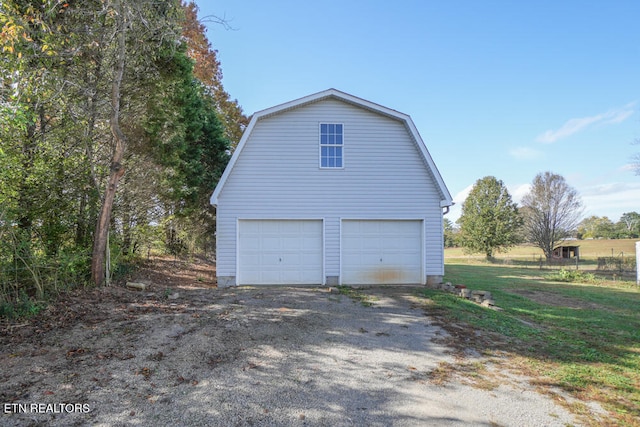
[211,88,453,207]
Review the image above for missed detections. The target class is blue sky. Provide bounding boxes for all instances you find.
[195,0,640,223]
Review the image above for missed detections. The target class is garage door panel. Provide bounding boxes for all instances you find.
[242,238,261,250]
[342,220,423,285]
[300,252,321,264]
[282,237,302,250]
[302,237,320,250]
[241,221,261,233]
[342,237,361,250]
[262,236,281,249]
[241,253,261,265]
[260,271,281,283]
[363,236,382,247]
[238,220,323,285]
[280,252,300,266]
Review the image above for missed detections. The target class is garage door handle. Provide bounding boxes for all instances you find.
[279,257,282,262]
[380,258,383,262]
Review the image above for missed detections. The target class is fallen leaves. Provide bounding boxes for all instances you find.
[136,366,152,379]
[66,348,86,358]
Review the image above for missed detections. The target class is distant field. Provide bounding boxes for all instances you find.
[445,239,638,262]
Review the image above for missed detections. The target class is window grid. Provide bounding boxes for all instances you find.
[320,123,343,168]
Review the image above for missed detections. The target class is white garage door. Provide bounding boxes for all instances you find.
[238,220,323,285]
[342,220,423,285]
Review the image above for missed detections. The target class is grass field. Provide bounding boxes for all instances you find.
[445,238,638,260]
[445,239,638,277]
[422,252,640,425]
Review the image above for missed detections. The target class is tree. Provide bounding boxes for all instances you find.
[521,172,583,260]
[615,212,640,238]
[181,1,248,147]
[456,176,522,258]
[443,218,458,248]
[1,0,237,305]
[577,216,615,239]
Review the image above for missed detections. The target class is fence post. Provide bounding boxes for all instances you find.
[636,242,640,286]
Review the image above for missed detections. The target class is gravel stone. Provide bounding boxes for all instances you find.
[0,286,598,426]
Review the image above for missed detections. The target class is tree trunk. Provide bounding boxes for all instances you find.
[91,1,127,286]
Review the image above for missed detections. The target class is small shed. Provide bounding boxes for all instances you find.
[553,245,580,260]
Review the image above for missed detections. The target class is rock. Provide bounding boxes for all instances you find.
[126,282,147,291]
[167,325,186,338]
[168,293,180,300]
[471,290,492,299]
[442,283,455,293]
[459,289,471,299]
[481,299,496,307]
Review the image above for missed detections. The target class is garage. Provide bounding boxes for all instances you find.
[238,220,323,285]
[341,220,423,285]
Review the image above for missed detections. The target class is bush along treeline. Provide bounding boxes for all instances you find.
[0,1,246,316]
[576,213,640,239]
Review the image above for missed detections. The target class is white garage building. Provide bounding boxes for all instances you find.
[210,89,452,287]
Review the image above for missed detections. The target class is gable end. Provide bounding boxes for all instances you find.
[211,89,452,207]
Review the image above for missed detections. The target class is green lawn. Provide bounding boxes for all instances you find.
[421,261,640,425]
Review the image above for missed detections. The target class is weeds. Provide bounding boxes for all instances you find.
[546,268,600,284]
[0,291,44,319]
[335,286,377,307]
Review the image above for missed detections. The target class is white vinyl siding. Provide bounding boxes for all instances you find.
[215,98,445,283]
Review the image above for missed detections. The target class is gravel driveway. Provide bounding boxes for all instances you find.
[1,284,583,426]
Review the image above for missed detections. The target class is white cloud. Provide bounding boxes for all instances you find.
[447,182,531,223]
[509,147,542,160]
[453,184,474,204]
[446,184,475,223]
[581,181,639,197]
[603,109,634,125]
[620,163,638,172]
[509,183,532,203]
[580,182,640,219]
[536,102,636,144]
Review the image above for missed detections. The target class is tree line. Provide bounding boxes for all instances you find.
[576,213,640,240]
[0,1,245,311]
[445,171,637,260]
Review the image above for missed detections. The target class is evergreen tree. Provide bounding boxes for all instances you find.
[457,176,522,258]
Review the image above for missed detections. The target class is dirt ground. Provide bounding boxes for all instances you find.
[0,257,601,426]
[505,288,604,310]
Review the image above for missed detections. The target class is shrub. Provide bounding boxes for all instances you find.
[547,269,600,284]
